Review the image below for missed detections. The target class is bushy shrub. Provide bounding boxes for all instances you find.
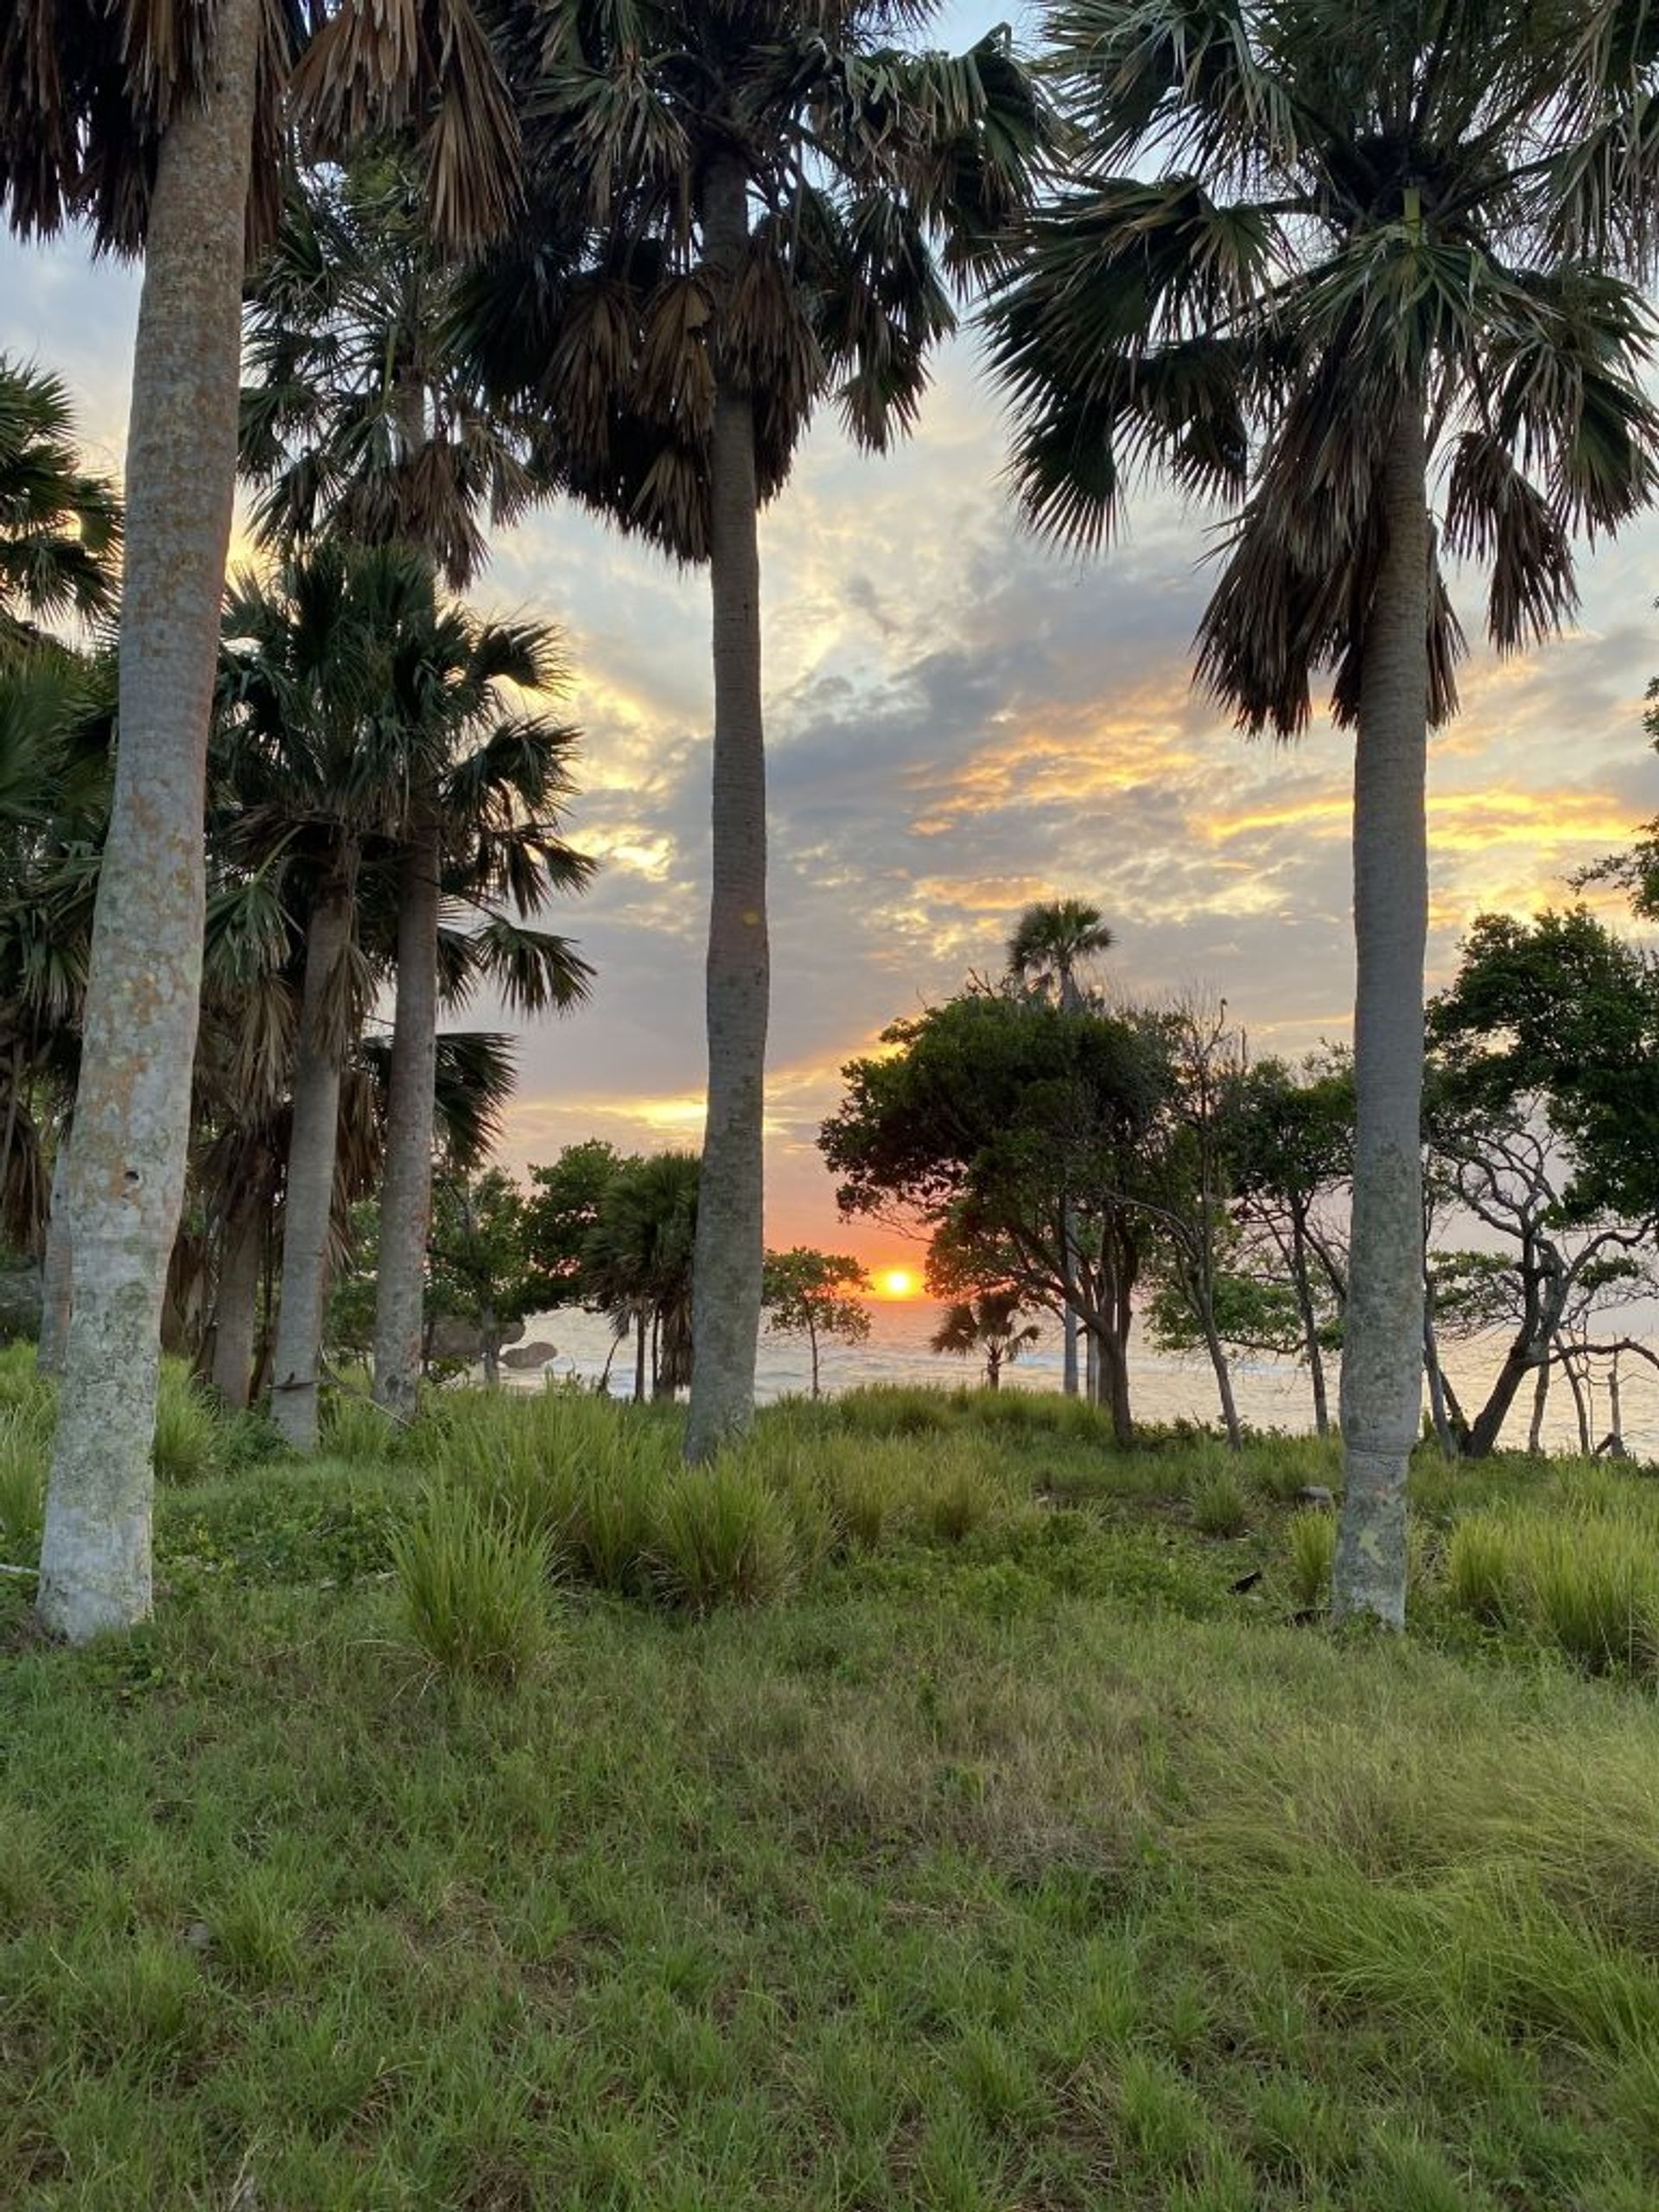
[151,1362,226,1484]
[1191,1468,1250,1537]
[649,1461,797,1611]
[391,1484,554,1684]
[1287,1510,1336,1611]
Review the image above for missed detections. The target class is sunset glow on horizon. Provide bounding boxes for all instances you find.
[872,1268,923,1301]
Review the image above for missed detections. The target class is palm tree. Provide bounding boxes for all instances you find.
[371,668,593,1419]
[1007,900,1115,1011]
[1007,897,1115,1395]
[988,0,1659,1626]
[216,541,590,1445]
[1,0,521,1636]
[240,153,556,594]
[582,1151,701,1403]
[0,647,113,1360]
[931,1291,1041,1391]
[239,150,580,1422]
[461,2,1046,1458]
[0,357,122,650]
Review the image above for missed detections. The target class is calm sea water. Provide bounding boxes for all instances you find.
[511,1300,1659,1459]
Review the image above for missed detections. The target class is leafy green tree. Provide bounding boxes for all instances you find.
[930,1290,1041,1391]
[428,1168,537,1387]
[521,1141,630,1314]
[1224,1056,1352,1434]
[3,0,521,1638]
[1428,910,1659,1223]
[1128,1002,1250,1447]
[462,1,1045,1458]
[0,357,120,648]
[987,0,1659,1624]
[1424,912,1659,1454]
[823,988,1166,1443]
[762,1248,871,1400]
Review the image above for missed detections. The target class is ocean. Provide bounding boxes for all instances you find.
[509,1299,1659,1459]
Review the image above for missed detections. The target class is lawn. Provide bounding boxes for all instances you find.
[3,1363,1659,2208]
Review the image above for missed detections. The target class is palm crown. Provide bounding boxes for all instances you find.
[1007,898,1115,1004]
[458,0,1046,558]
[241,156,556,592]
[0,359,121,645]
[988,0,1659,734]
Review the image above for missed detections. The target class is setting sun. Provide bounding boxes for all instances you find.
[874,1267,920,1300]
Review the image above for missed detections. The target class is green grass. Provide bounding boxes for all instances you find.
[6,1385,1659,2204]
[391,1482,556,1683]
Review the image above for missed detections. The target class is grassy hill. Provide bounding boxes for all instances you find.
[3,1359,1658,2208]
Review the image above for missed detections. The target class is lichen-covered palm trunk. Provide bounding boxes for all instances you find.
[1335,401,1430,1629]
[35,0,260,1640]
[685,157,768,1464]
[372,821,441,1419]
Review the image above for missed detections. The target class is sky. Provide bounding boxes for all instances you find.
[4,11,1659,1276]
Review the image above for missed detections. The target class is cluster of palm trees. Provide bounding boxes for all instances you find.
[2,0,1657,1638]
[0,355,593,1443]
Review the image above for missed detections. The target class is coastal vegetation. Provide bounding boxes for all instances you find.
[3,1376,1659,2201]
[5,0,1659,2192]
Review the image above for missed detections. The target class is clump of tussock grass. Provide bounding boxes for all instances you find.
[0,1338,50,1407]
[1444,1514,1521,1626]
[1525,1519,1659,1675]
[320,1387,403,1466]
[0,1404,47,1555]
[391,1482,554,1685]
[1440,1500,1659,1674]
[649,1460,798,1611]
[918,1457,1007,1544]
[416,1389,672,1596]
[830,1385,955,1438]
[1245,1433,1339,1502]
[948,1387,1119,1445]
[1190,1466,1250,1538]
[1286,1509,1336,1611]
[150,1361,226,1484]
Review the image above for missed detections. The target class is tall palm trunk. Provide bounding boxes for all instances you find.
[1334,401,1429,1628]
[36,0,259,1639]
[270,843,359,1450]
[212,1166,266,1410]
[685,155,768,1463]
[36,1141,73,1376]
[372,817,440,1417]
